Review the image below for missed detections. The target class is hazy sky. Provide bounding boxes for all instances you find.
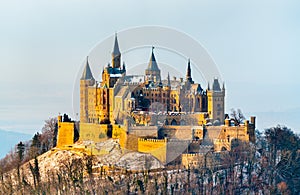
[0,0,299,135]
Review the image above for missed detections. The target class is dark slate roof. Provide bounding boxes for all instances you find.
[112,33,121,56]
[147,48,160,71]
[106,66,125,74]
[212,78,221,91]
[81,57,94,80]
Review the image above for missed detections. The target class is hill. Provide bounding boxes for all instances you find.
[0,129,32,159]
[0,139,164,194]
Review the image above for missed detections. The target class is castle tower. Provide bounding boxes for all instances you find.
[207,78,225,124]
[112,33,121,68]
[186,59,194,84]
[98,36,126,124]
[145,47,161,83]
[80,57,95,123]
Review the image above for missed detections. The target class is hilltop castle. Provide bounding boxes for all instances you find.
[57,34,255,166]
[80,35,225,126]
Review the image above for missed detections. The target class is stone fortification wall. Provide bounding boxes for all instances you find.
[138,138,167,164]
[79,123,111,143]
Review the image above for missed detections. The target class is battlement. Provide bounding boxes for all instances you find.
[182,153,204,157]
[214,139,230,143]
[199,145,214,149]
[138,138,167,143]
[167,139,191,143]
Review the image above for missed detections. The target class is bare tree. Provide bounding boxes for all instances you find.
[41,117,57,151]
[230,108,245,126]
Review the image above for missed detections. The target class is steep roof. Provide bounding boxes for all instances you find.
[147,47,160,71]
[212,78,221,91]
[112,33,121,56]
[81,57,94,80]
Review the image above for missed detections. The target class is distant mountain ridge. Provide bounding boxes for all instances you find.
[0,129,32,159]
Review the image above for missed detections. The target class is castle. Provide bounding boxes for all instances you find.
[57,34,256,166]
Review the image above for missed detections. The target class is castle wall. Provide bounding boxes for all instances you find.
[166,139,190,164]
[159,126,193,140]
[129,126,158,137]
[138,138,167,164]
[206,120,255,151]
[79,123,111,143]
[112,124,127,149]
[181,150,215,169]
[182,153,205,169]
[213,139,231,151]
[57,121,74,148]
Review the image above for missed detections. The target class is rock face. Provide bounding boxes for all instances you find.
[117,152,163,170]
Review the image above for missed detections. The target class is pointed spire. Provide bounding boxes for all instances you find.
[147,46,160,71]
[207,82,210,91]
[112,32,120,56]
[222,82,225,90]
[81,56,94,80]
[212,78,221,91]
[187,59,191,77]
[167,72,171,87]
[111,32,121,68]
[186,58,193,83]
[123,62,126,71]
[145,46,161,83]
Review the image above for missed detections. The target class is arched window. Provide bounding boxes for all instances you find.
[221,146,227,151]
[171,119,177,125]
[180,120,186,125]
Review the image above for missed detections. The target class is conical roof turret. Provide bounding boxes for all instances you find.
[112,33,120,56]
[186,59,193,83]
[81,56,94,80]
[212,78,221,91]
[147,47,160,71]
[167,72,171,87]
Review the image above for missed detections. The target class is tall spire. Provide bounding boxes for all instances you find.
[112,33,121,68]
[186,59,193,83]
[81,56,94,80]
[167,72,171,87]
[112,32,120,56]
[145,46,161,82]
[147,46,160,71]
